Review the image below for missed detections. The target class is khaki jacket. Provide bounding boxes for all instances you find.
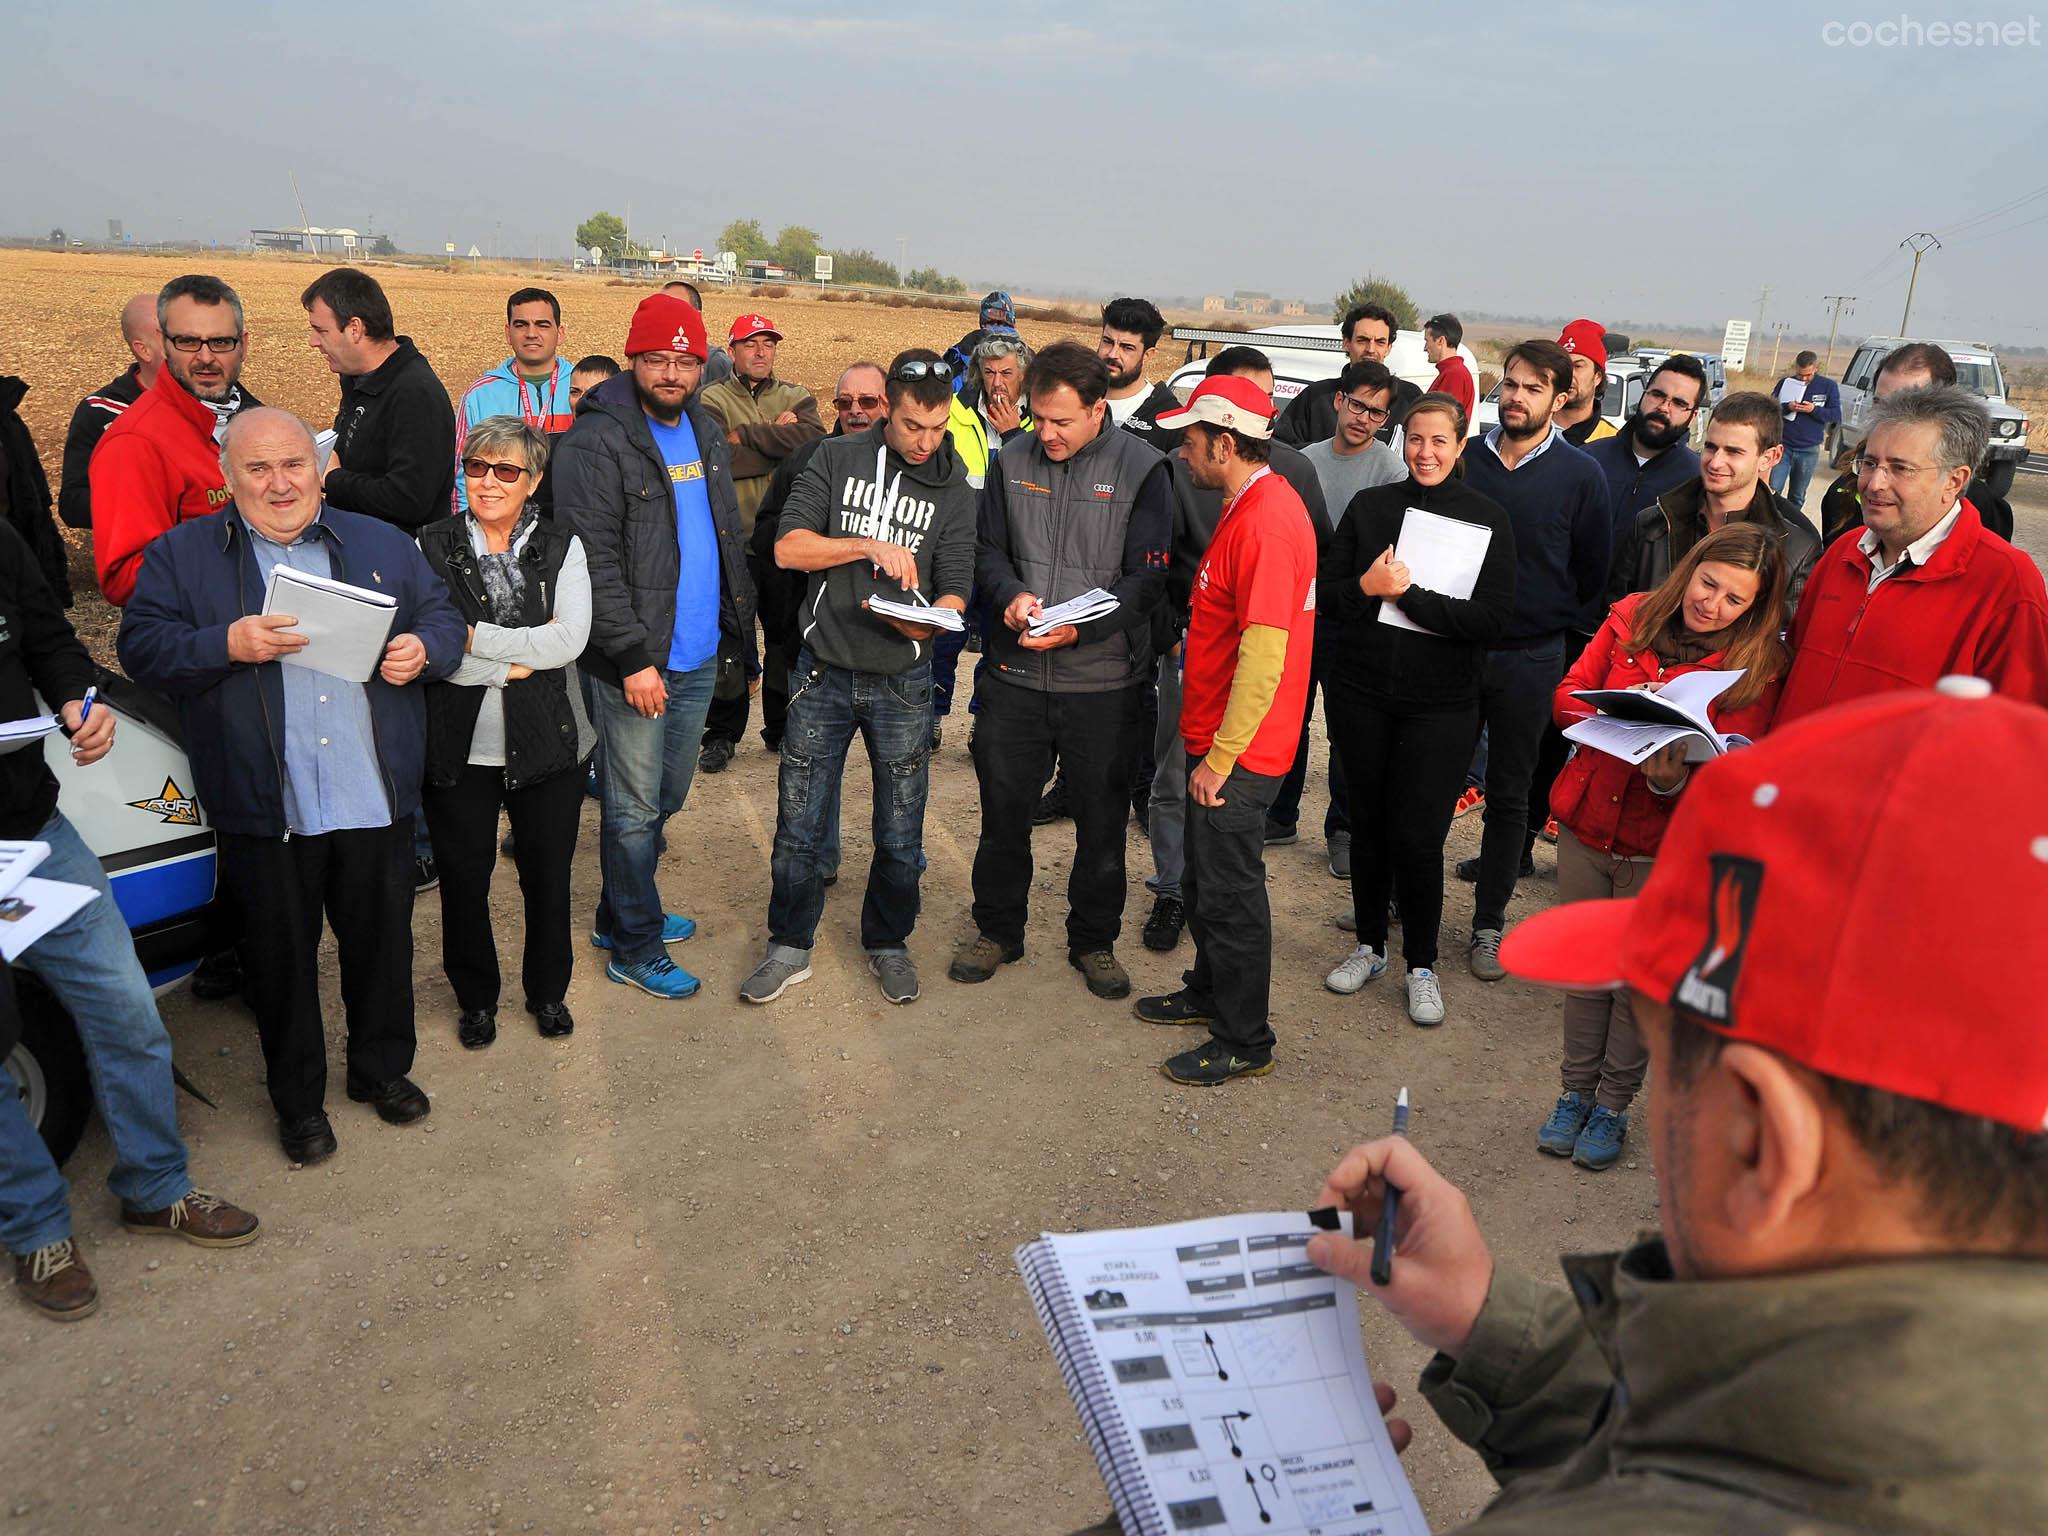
[696,374,824,526]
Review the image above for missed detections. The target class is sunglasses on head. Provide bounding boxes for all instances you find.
[461,458,527,483]
[834,392,886,411]
[889,360,954,383]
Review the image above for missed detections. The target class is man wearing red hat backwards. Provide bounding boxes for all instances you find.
[1551,319,1616,448]
[1302,679,2048,1534]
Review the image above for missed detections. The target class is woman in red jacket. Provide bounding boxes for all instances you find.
[1537,522,1787,1171]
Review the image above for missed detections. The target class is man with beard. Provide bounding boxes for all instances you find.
[1551,319,1618,447]
[58,293,162,531]
[1097,297,1183,452]
[1276,302,1423,450]
[90,275,263,607]
[1585,356,1706,531]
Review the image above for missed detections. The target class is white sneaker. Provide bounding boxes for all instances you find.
[1407,968,1446,1026]
[1325,945,1388,995]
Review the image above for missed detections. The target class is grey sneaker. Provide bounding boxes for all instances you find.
[1327,831,1352,881]
[739,950,812,1004]
[1406,968,1446,1025]
[1468,927,1505,981]
[868,952,921,1005]
[1324,945,1387,995]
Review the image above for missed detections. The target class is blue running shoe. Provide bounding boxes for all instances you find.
[605,955,701,1000]
[1537,1091,1592,1157]
[1573,1106,1628,1170]
[591,914,696,950]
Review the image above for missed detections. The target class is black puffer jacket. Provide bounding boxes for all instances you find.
[1609,475,1822,619]
[0,377,72,604]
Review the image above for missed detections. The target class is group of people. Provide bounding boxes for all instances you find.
[4,268,2046,1328]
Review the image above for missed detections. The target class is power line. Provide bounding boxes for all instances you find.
[1935,179,2048,238]
[1947,204,2048,247]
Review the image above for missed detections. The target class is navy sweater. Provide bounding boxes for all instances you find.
[1581,434,1701,630]
[1461,429,1613,646]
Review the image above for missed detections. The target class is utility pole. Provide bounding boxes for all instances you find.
[1753,284,1772,352]
[1820,295,1856,373]
[1767,320,1792,375]
[1899,233,1939,333]
[898,235,907,285]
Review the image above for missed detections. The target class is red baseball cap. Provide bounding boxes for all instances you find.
[1500,679,2048,1132]
[1558,318,1607,372]
[623,294,707,361]
[1152,376,1276,439]
[729,313,782,343]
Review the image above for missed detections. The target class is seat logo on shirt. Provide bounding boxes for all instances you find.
[670,461,705,484]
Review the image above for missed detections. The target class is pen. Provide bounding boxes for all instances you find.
[76,685,97,729]
[1370,1087,1409,1287]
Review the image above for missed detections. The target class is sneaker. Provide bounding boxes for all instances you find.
[1141,894,1185,953]
[948,933,1023,984]
[869,952,920,1005]
[457,1007,497,1050]
[1263,820,1299,846]
[1540,816,1560,845]
[12,1239,97,1321]
[1324,945,1387,995]
[1455,853,1534,883]
[120,1190,259,1248]
[1406,969,1446,1026]
[698,737,736,775]
[1468,927,1505,981]
[1573,1106,1629,1171]
[1032,774,1071,825]
[1537,1091,1593,1156]
[1070,949,1131,999]
[1327,831,1352,881]
[591,913,696,950]
[740,951,812,1004]
[1161,1040,1274,1086]
[930,718,944,752]
[1335,908,1358,932]
[607,954,701,999]
[1453,785,1485,818]
[1133,990,1213,1027]
[414,855,439,892]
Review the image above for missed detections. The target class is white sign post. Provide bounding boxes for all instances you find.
[813,254,834,284]
[1721,319,1752,370]
[445,242,456,255]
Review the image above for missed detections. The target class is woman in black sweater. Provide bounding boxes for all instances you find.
[1316,394,1517,1025]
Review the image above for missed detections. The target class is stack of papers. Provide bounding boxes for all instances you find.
[261,564,399,683]
[867,595,965,632]
[0,841,52,901]
[0,716,60,757]
[0,842,97,963]
[1376,509,1492,636]
[1028,588,1119,636]
[1564,668,1752,765]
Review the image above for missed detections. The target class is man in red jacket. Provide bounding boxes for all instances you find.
[1425,313,1476,421]
[1777,385,2048,724]
[89,275,260,607]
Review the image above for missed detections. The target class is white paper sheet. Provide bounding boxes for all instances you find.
[0,716,60,757]
[1376,510,1492,635]
[0,841,52,903]
[261,563,399,683]
[1776,377,1806,407]
[1565,669,1748,764]
[866,595,965,632]
[1030,587,1120,635]
[0,877,99,963]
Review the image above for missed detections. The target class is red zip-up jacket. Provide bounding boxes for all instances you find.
[1775,500,2048,727]
[1550,594,1783,859]
[88,369,236,606]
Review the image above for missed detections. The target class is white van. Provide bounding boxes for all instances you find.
[1166,325,1484,434]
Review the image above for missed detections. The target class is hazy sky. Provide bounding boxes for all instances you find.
[7,0,2046,346]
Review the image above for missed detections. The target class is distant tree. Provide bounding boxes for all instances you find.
[575,211,641,260]
[718,219,773,264]
[1333,273,1418,331]
[49,227,65,245]
[829,248,900,287]
[370,234,398,257]
[773,224,822,271]
[906,266,967,295]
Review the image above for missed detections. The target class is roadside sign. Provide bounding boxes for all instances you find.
[341,233,357,250]
[445,242,456,255]
[814,254,834,283]
[1721,319,1752,369]
[693,248,704,260]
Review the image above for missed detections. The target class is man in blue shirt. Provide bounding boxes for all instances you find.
[1768,350,1840,515]
[553,295,755,1000]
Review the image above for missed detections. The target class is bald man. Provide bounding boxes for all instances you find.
[57,294,163,530]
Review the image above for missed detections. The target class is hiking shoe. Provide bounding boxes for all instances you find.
[527,1000,575,1038]
[346,1075,431,1125]
[189,948,243,1001]
[1032,774,1071,825]
[1070,949,1131,1000]
[1540,816,1560,845]
[607,954,701,999]
[1406,969,1446,1025]
[279,1112,337,1165]
[1453,785,1485,818]
[1538,1091,1593,1156]
[1327,831,1351,881]
[1141,894,1185,953]
[1456,853,1534,882]
[1468,927,1506,981]
[1263,820,1299,846]
[698,737,736,774]
[1161,1040,1274,1087]
[414,855,439,892]
[1573,1106,1628,1171]
[13,1239,97,1321]
[948,933,1023,984]
[1325,945,1387,995]
[869,952,921,1005]
[1133,990,1213,1027]
[120,1190,259,1248]
[591,913,696,950]
[740,952,812,1004]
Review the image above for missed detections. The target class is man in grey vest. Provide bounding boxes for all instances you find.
[950,342,1172,1001]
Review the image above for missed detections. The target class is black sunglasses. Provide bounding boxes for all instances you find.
[461,458,527,483]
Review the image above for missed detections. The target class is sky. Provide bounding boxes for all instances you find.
[6,0,2047,348]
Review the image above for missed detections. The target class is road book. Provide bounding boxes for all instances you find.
[260,563,399,684]
[1017,1210,1428,1536]
[1029,587,1120,636]
[1564,667,1752,765]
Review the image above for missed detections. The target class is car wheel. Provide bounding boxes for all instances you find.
[1980,459,2016,498]
[3,976,93,1166]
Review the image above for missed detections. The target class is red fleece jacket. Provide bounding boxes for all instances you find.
[88,370,232,606]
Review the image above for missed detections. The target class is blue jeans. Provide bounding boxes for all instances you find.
[1770,444,1822,512]
[587,659,717,965]
[767,651,932,956]
[0,814,190,1254]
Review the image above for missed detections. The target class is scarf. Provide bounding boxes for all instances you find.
[473,508,538,625]
[1650,613,1725,669]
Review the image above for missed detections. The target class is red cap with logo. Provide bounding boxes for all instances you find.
[1557,318,1607,373]
[1151,375,1277,439]
[1500,679,2048,1132]
[729,313,782,344]
[624,294,707,362]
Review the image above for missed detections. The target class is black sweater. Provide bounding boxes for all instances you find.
[0,520,96,838]
[1317,476,1518,707]
[324,337,457,530]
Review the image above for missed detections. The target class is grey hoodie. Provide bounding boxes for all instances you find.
[776,423,977,676]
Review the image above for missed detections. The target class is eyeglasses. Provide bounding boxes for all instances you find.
[461,458,528,483]
[1641,387,1698,414]
[1339,395,1391,423]
[166,333,244,355]
[833,393,885,412]
[890,361,954,383]
[1851,456,1940,481]
[636,355,701,376]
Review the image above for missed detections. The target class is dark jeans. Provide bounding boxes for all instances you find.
[1473,638,1567,933]
[704,679,789,748]
[969,677,1142,953]
[1271,653,1350,838]
[768,652,932,955]
[1523,631,1593,854]
[1181,755,1282,1057]
[217,822,416,1121]
[931,588,988,718]
[422,760,585,1012]
[1324,682,1476,970]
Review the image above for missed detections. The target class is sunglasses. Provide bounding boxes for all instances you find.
[461,458,527,483]
[833,393,885,411]
[890,360,954,383]
[166,333,244,355]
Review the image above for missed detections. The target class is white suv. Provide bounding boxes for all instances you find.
[1838,337,2029,496]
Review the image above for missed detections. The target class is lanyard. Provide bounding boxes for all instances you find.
[514,366,562,427]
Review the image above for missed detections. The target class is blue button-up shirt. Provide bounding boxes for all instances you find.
[246,514,392,836]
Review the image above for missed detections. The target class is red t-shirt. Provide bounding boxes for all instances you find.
[1181,467,1318,777]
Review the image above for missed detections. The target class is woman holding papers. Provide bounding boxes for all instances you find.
[1537,522,1786,1170]
[1316,393,1517,1027]
[419,418,595,1048]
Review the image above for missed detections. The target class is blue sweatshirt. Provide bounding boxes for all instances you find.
[1461,426,1613,646]
[1777,374,1841,451]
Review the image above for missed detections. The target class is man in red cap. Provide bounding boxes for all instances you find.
[1132,376,1318,1086]
[551,293,756,1001]
[1552,319,1616,447]
[1303,678,2048,1534]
